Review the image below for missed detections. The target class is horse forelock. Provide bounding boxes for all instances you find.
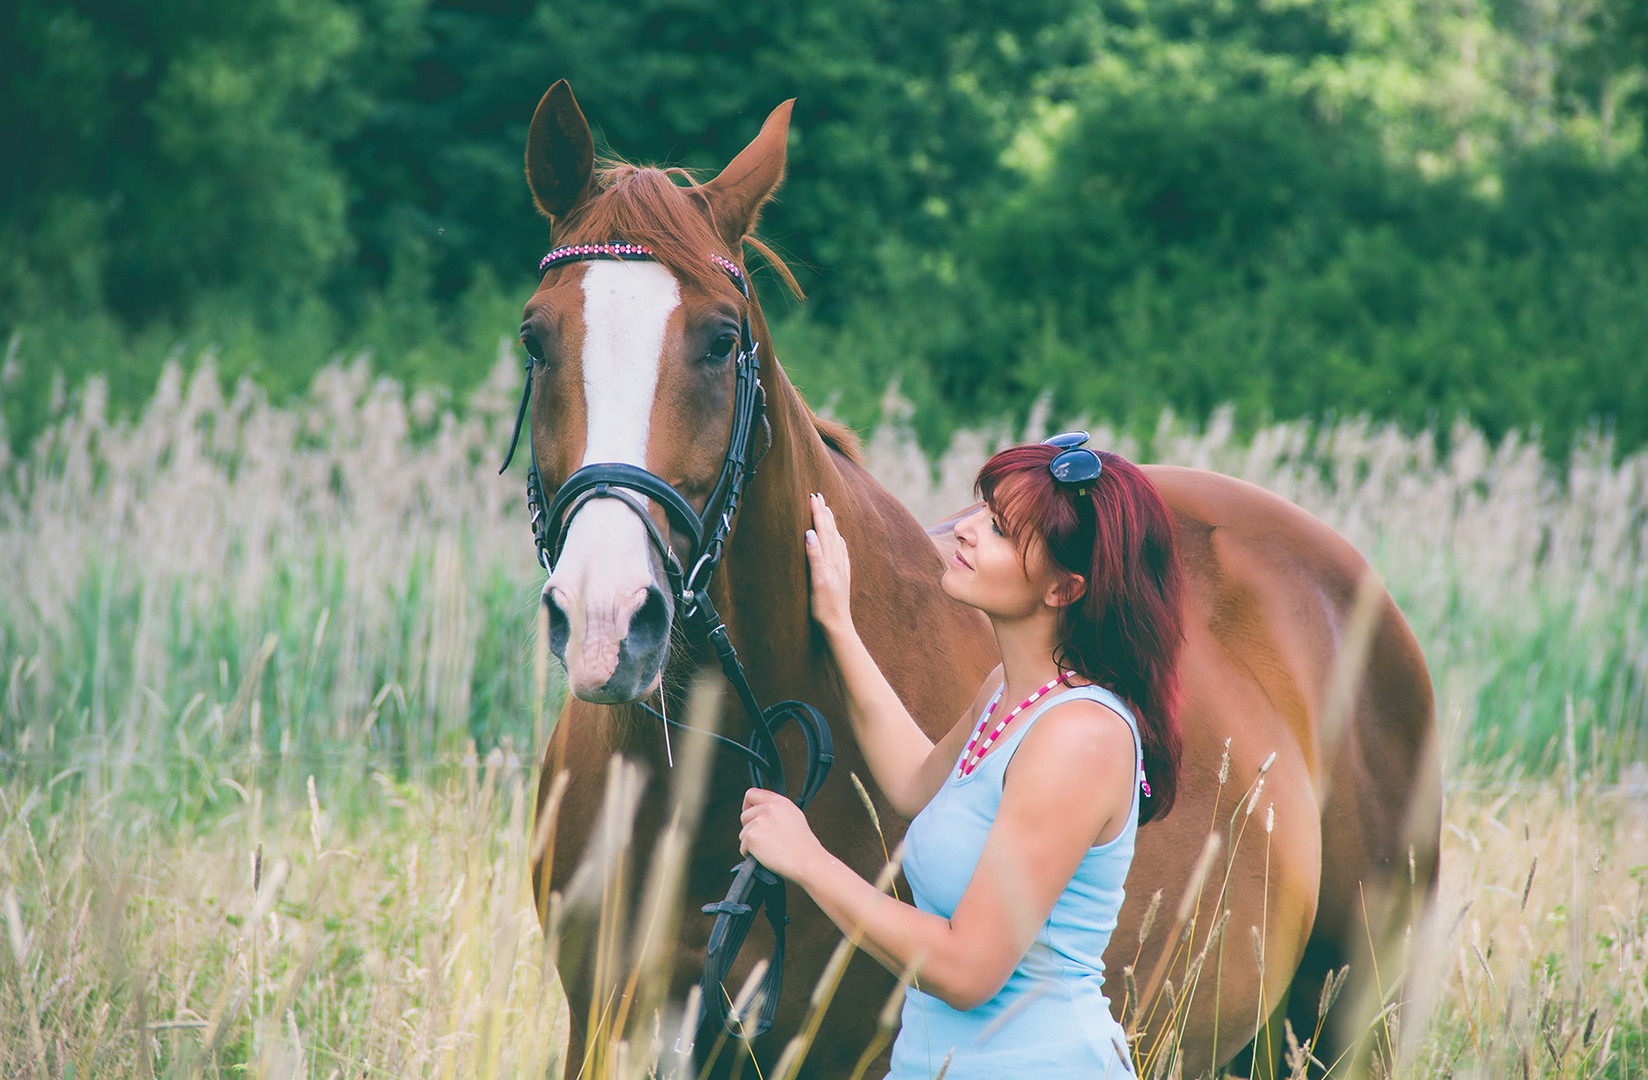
[556,162,734,295]
[554,160,801,301]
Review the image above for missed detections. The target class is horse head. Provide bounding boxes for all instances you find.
[519,80,792,703]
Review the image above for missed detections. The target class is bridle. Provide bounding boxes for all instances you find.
[499,241,835,1044]
[504,243,763,596]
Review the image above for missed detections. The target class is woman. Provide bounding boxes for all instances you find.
[740,433,1186,1078]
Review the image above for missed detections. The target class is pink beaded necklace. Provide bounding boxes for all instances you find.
[958,674,1070,777]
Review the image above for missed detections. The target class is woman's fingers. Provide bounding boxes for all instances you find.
[739,788,819,876]
[804,493,854,635]
[810,493,836,538]
[740,789,778,855]
[819,498,841,549]
[810,494,847,565]
[806,496,838,570]
[742,787,784,814]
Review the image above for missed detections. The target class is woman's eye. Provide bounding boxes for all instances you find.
[990,518,1004,537]
[706,332,738,363]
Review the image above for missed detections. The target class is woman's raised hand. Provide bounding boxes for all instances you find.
[805,493,854,637]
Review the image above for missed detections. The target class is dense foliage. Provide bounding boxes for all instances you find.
[3,0,1646,455]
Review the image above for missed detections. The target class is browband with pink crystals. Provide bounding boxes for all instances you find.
[538,243,746,291]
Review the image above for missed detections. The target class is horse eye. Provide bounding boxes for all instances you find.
[705,332,738,364]
[521,333,545,364]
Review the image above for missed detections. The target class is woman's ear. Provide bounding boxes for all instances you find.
[1046,573,1087,609]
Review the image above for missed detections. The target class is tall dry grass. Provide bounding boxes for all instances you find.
[2,349,1646,1076]
[2,742,1643,1077]
[1,347,548,809]
[0,747,566,1079]
[1415,763,1648,1079]
[4,349,1644,782]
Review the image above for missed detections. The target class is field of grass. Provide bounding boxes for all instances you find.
[2,349,1645,1077]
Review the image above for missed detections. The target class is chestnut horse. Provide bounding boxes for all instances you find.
[519,80,1439,1078]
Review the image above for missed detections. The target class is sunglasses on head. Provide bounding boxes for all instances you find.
[1043,431,1103,492]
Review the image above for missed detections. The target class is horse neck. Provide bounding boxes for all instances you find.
[682,310,998,789]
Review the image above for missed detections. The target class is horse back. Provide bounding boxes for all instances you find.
[1133,465,1438,1068]
[1145,465,1436,821]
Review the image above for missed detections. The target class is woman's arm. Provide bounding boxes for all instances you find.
[806,493,994,816]
[740,698,1138,1010]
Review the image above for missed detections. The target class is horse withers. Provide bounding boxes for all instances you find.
[515,79,1440,1078]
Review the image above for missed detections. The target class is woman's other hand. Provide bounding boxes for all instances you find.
[805,493,854,638]
[740,788,828,882]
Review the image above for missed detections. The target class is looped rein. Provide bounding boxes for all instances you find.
[499,242,835,1046]
[683,587,833,1045]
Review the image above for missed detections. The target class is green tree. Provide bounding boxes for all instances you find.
[332,0,1092,317]
[0,0,423,325]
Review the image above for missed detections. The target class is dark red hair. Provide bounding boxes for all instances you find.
[977,444,1186,824]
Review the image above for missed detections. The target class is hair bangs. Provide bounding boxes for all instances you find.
[978,445,1079,574]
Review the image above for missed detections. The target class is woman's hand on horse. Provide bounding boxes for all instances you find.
[740,788,828,882]
[805,493,854,637]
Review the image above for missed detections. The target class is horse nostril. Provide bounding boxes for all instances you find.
[626,586,671,657]
[544,589,571,661]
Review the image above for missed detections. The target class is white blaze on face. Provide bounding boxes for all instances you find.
[579,260,680,468]
[547,260,681,694]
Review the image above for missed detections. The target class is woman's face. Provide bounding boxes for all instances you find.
[942,498,1065,621]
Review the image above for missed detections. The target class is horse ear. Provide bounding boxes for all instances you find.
[698,100,794,246]
[526,80,595,219]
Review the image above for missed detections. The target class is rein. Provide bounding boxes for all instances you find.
[500,242,835,1044]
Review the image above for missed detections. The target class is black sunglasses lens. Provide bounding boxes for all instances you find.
[1043,430,1091,450]
[1050,448,1103,485]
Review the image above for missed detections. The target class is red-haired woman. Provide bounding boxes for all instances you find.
[741,434,1186,1078]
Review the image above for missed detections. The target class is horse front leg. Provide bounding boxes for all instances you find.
[530,713,644,1080]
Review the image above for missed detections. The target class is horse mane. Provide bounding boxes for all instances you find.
[812,414,862,462]
[555,160,803,299]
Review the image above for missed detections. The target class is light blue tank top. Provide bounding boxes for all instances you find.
[887,684,1142,1080]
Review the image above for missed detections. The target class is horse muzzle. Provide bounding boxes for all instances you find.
[544,582,671,702]
[543,499,675,702]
